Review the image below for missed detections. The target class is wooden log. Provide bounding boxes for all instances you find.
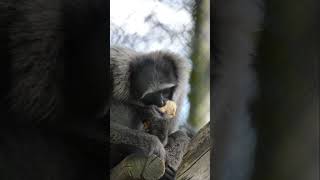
[110,122,210,180]
[110,154,165,180]
[176,123,210,180]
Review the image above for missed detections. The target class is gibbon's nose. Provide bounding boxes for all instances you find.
[156,100,165,107]
[154,95,166,107]
[155,95,166,107]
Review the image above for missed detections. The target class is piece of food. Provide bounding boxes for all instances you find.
[159,100,177,118]
[143,100,177,130]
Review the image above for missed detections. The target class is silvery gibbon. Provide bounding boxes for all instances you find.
[110,46,192,179]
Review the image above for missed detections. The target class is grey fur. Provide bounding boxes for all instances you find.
[3,0,62,123]
[110,46,192,132]
[110,46,192,174]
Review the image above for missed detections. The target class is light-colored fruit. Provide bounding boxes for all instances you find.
[143,100,177,130]
[159,100,177,118]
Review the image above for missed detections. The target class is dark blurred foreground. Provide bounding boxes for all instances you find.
[213,0,319,180]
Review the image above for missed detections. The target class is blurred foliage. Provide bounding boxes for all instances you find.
[188,0,210,129]
[110,0,193,57]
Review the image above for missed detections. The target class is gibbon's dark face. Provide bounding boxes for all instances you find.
[131,59,177,107]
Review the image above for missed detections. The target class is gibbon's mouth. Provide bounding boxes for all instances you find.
[129,100,176,119]
[150,105,166,118]
[147,100,177,119]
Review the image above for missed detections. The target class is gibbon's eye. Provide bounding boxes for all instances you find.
[141,92,160,106]
[161,87,174,100]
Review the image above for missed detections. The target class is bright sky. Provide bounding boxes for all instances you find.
[110,0,193,56]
